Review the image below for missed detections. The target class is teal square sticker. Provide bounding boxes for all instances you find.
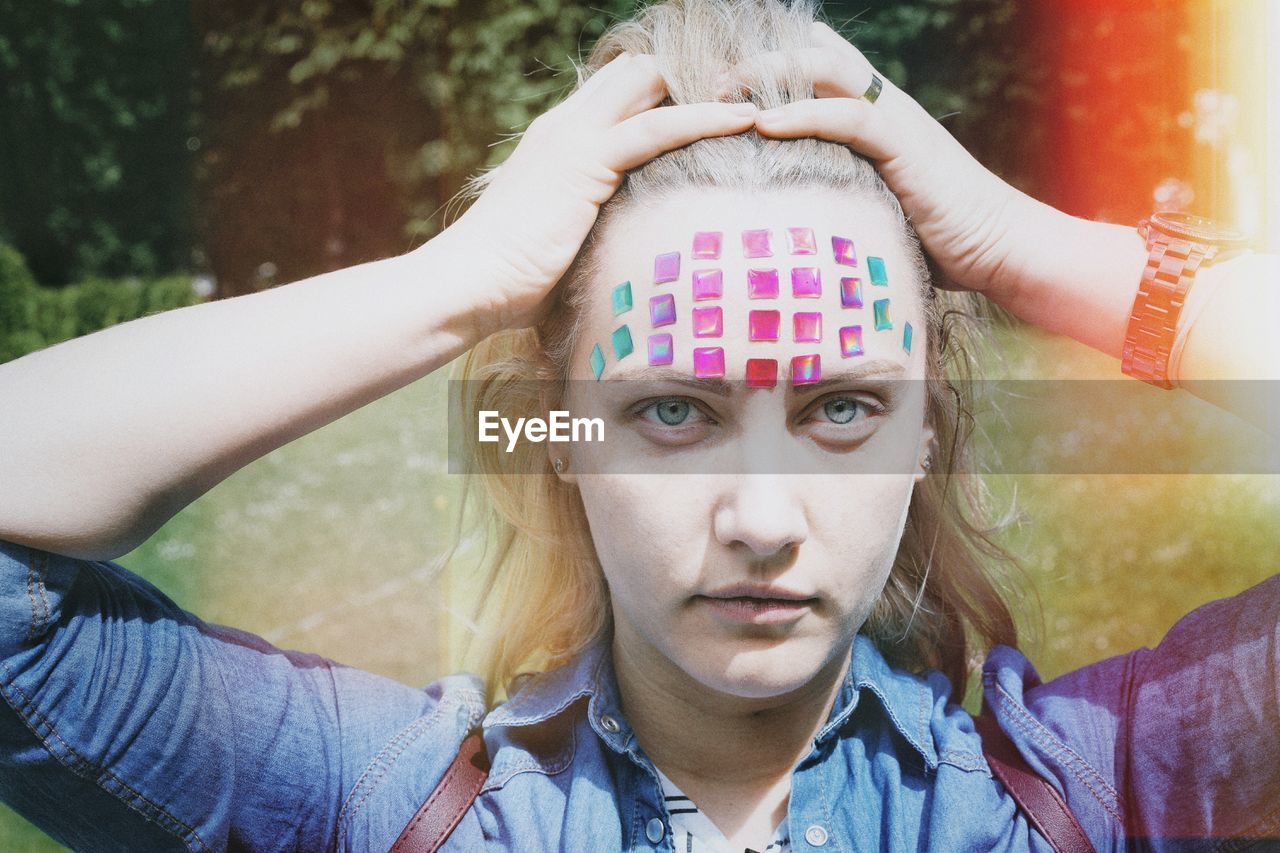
[612,325,634,360]
[589,343,605,379]
[873,298,892,331]
[902,321,913,353]
[868,256,888,286]
[612,280,633,316]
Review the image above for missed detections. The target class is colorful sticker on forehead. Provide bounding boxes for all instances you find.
[692,346,725,378]
[748,309,780,342]
[589,343,605,380]
[650,293,677,327]
[791,267,821,298]
[745,358,777,388]
[792,312,822,343]
[786,227,817,255]
[611,281,633,316]
[612,325,634,359]
[648,333,674,366]
[832,236,858,267]
[902,322,913,354]
[839,325,864,358]
[692,268,723,301]
[654,251,680,284]
[873,298,892,331]
[790,353,821,385]
[742,229,773,258]
[867,256,889,286]
[747,268,779,299]
[691,305,723,338]
[840,276,863,308]
[692,231,722,259]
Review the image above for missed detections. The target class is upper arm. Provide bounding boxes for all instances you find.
[0,538,451,851]
[985,572,1280,845]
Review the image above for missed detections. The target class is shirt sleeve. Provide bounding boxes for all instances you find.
[0,537,468,852]
[983,572,1280,847]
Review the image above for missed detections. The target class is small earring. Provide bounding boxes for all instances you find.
[922,453,933,470]
[553,458,565,474]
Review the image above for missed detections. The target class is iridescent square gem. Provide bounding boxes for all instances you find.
[873,298,892,330]
[793,312,822,343]
[786,227,817,255]
[790,353,821,385]
[742,229,773,258]
[692,268,723,301]
[748,309,780,342]
[692,305,723,337]
[650,293,677,327]
[648,333,674,365]
[612,324,634,359]
[791,267,821,298]
[747,268,779,299]
[589,343,605,379]
[654,251,681,284]
[832,235,858,267]
[839,276,863,308]
[693,346,725,378]
[611,280,633,315]
[868,256,888,285]
[692,231,722,259]
[902,321,913,354]
[745,358,778,389]
[839,325,864,357]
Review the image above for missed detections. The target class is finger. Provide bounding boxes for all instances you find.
[587,53,676,126]
[603,102,759,171]
[567,51,634,103]
[752,97,896,161]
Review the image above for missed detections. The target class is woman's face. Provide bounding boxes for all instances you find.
[556,187,932,701]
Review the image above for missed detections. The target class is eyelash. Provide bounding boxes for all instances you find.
[633,393,887,430]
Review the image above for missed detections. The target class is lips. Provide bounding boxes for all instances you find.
[701,582,816,602]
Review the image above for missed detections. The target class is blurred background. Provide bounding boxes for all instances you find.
[1,0,1277,847]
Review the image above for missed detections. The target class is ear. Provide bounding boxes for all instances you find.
[914,423,936,483]
[540,384,578,485]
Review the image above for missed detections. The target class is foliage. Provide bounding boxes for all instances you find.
[0,0,196,286]
[0,243,200,364]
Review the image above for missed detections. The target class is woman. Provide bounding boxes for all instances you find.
[1,0,1276,850]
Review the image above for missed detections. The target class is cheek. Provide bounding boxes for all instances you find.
[820,475,916,589]
[575,475,706,589]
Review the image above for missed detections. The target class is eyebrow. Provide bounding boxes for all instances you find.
[606,359,906,396]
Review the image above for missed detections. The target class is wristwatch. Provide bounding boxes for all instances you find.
[1122,211,1249,389]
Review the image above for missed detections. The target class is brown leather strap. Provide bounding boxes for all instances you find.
[975,712,1095,853]
[389,728,490,853]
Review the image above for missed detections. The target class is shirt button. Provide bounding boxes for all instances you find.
[645,816,666,843]
[600,714,621,733]
[804,824,829,847]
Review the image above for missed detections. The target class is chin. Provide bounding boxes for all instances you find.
[682,634,838,700]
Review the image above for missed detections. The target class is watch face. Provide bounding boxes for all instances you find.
[1150,211,1249,247]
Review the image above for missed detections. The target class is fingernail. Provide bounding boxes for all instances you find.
[757,107,783,121]
[729,102,757,115]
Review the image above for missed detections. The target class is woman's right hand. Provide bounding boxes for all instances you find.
[444,52,759,337]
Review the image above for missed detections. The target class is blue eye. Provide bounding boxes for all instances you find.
[639,398,706,427]
[822,397,861,424]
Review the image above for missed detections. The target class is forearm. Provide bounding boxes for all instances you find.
[994,194,1280,430]
[0,224,488,560]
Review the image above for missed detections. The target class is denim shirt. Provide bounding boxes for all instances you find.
[1,537,1278,851]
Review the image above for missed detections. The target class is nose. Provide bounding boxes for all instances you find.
[711,475,809,559]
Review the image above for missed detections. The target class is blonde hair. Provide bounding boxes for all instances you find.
[445,0,1024,709]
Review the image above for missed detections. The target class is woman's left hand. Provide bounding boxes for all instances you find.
[721,21,1034,305]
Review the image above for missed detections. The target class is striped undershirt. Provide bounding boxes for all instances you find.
[653,764,791,853]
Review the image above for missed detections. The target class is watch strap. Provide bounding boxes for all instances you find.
[1122,227,1216,389]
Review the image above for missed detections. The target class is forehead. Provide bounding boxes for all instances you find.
[574,188,923,386]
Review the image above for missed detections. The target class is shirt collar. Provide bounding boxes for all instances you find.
[483,628,938,771]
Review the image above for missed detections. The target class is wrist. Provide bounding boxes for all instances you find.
[995,199,1148,359]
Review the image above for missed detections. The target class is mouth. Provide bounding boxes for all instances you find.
[696,594,816,625]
